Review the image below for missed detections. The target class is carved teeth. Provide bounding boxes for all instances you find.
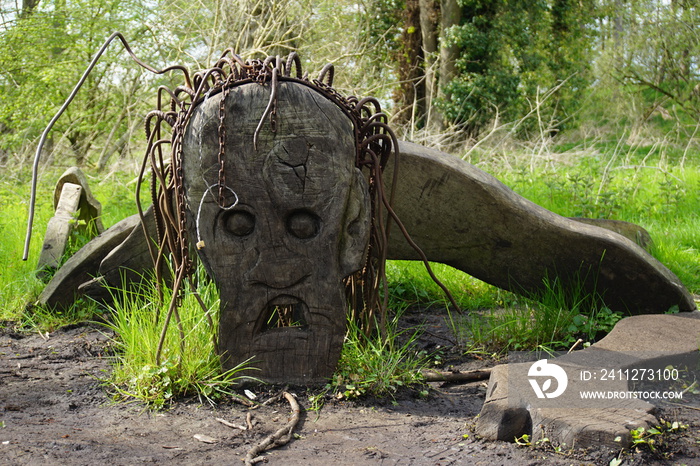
[259,297,308,332]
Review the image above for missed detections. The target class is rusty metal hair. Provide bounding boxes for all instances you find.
[143,51,460,354]
[139,50,412,349]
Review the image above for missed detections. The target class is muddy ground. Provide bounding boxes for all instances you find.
[2,307,700,465]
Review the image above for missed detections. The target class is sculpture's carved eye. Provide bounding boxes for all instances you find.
[224,210,255,237]
[286,210,320,239]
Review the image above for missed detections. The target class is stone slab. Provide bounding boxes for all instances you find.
[475,312,700,449]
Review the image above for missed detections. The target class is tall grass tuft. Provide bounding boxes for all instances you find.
[448,272,623,354]
[102,270,258,408]
[326,309,428,401]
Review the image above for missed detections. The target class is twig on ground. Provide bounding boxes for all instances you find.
[244,392,301,465]
[216,417,248,431]
[259,386,289,407]
[231,393,256,407]
[662,401,700,412]
[421,368,491,383]
[246,412,254,430]
[568,338,583,353]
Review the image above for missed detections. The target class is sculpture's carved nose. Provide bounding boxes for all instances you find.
[246,252,312,289]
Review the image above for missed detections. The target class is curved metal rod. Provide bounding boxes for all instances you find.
[253,65,279,151]
[318,63,334,86]
[22,31,189,260]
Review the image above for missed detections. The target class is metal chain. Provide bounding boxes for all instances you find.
[217,86,230,207]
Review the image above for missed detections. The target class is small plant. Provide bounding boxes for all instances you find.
[322,310,428,402]
[514,433,531,446]
[101,269,258,408]
[619,419,688,456]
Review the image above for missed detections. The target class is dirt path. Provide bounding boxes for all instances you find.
[1,320,698,465]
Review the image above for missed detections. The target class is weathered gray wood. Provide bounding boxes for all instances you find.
[80,207,158,304]
[181,82,369,384]
[53,167,104,234]
[385,141,695,314]
[37,182,82,277]
[37,213,139,310]
[476,312,700,448]
[569,217,653,251]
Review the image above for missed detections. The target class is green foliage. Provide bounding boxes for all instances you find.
[0,165,141,324]
[449,272,623,353]
[0,176,51,321]
[621,419,688,457]
[323,311,428,401]
[0,0,160,165]
[102,271,258,408]
[387,260,508,310]
[440,0,596,136]
[599,0,700,119]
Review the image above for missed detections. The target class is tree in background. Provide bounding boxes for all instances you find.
[1,0,698,168]
[380,0,597,139]
[0,0,393,169]
[598,0,700,122]
[444,0,595,138]
[0,0,165,168]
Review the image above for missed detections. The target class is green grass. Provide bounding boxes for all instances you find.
[101,270,258,408]
[446,273,623,354]
[0,176,52,322]
[315,309,429,404]
[387,260,515,310]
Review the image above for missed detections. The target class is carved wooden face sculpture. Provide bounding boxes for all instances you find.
[182,82,370,384]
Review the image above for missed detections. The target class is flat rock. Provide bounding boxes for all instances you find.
[475,312,700,449]
[386,140,695,314]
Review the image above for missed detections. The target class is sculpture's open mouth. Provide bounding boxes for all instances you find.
[255,295,309,333]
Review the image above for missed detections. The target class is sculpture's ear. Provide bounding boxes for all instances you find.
[339,169,371,277]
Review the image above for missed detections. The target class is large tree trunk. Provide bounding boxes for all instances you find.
[420,0,441,129]
[439,0,460,94]
[394,0,425,126]
[20,0,40,18]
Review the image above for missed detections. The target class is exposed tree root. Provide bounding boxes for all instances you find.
[244,392,301,465]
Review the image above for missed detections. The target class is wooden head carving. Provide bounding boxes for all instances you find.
[181,81,371,384]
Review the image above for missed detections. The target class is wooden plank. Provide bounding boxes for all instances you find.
[37,214,139,311]
[37,182,82,278]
